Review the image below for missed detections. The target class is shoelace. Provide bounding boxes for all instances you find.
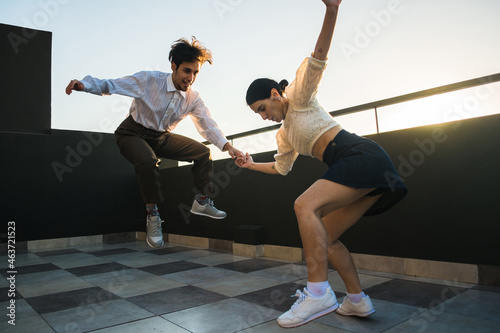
[290,289,307,313]
[148,218,163,235]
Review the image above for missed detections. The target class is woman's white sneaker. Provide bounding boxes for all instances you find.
[277,286,338,328]
[336,295,375,317]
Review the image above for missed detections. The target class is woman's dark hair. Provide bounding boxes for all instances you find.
[246,78,289,105]
[169,36,213,69]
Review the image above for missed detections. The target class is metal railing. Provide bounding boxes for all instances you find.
[203,72,500,146]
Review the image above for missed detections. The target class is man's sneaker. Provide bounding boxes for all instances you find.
[336,295,375,317]
[277,287,338,328]
[146,215,164,248]
[190,198,227,219]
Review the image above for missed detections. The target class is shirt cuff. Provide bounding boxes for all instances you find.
[309,53,328,69]
[215,138,229,152]
[273,157,291,176]
[81,76,92,92]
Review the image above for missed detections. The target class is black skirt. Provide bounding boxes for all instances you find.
[320,130,407,216]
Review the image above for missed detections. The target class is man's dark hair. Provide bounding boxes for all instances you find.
[169,36,213,69]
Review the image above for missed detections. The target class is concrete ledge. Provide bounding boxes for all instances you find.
[167,234,209,248]
[28,235,103,251]
[352,253,479,284]
[352,253,406,275]
[233,243,264,257]
[103,232,136,244]
[209,238,234,252]
[404,258,478,284]
[264,244,303,261]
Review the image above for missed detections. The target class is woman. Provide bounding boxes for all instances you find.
[236,0,407,328]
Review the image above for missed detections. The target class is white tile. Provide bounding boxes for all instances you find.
[17,275,93,298]
[92,316,190,333]
[162,298,282,333]
[197,273,282,297]
[82,269,186,298]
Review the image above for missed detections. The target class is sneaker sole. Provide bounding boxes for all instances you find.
[277,302,338,328]
[190,210,226,219]
[146,238,164,248]
[336,308,375,317]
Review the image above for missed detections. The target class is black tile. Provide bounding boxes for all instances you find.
[215,258,289,273]
[205,248,232,254]
[1,263,59,278]
[0,287,23,302]
[88,248,138,257]
[67,262,131,277]
[236,282,309,312]
[35,248,82,257]
[127,285,227,315]
[364,279,468,309]
[139,261,207,275]
[144,246,195,255]
[472,285,500,293]
[25,287,120,314]
[19,263,60,274]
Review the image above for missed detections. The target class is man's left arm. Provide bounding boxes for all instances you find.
[189,97,244,160]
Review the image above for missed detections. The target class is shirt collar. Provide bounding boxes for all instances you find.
[166,73,187,99]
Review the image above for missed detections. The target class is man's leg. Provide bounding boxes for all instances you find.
[115,118,164,247]
[155,132,226,219]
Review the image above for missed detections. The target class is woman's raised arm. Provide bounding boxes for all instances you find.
[313,0,342,61]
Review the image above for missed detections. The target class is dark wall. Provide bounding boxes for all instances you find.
[0,23,143,241]
[0,23,51,134]
[161,114,500,266]
[0,130,144,241]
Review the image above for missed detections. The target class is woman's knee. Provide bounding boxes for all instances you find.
[294,196,316,220]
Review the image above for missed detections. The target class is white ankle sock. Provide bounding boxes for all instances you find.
[306,281,330,297]
[347,291,366,303]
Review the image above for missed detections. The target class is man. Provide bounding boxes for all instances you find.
[66,37,243,248]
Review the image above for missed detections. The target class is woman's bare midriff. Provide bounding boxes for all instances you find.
[312,125,343,161]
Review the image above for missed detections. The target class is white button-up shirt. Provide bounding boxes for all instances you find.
[82,71,228,151]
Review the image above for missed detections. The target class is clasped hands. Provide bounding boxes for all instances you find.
[224,144,252,168]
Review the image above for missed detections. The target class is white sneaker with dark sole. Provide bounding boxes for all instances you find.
[190,199,227,219]
[277,287,338,328]
[146,215,164,248]
[336,295,375,317]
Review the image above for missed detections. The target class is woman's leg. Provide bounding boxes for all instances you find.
[322,194,383,293]
[278,181,378,327]
[294,180,376,283]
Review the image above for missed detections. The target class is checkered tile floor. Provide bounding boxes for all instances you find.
[1,241,499,332]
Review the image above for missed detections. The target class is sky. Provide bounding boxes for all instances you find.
[1,0,500,150]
